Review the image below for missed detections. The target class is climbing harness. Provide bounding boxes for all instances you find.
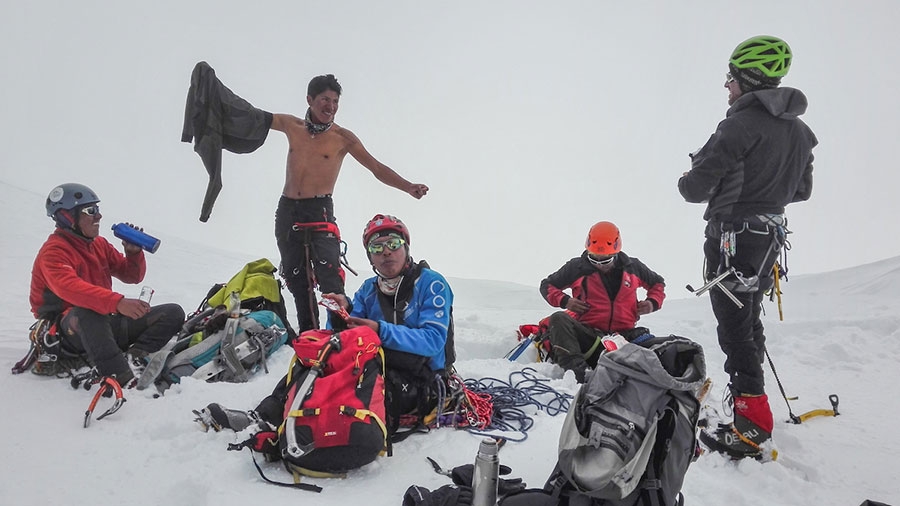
[289,221,357,329]
[687,215,791,309]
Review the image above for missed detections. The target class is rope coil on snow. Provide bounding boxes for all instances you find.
[462,367,573,441]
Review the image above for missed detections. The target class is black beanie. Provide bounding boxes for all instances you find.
[729,63,781,92]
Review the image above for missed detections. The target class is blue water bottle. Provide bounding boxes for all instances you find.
[111,223,161,254]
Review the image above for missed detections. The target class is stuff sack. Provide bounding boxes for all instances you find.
[203,257,297,340]
[551,335,706,506]
[278,327,387,474]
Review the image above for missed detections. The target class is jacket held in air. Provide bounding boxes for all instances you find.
[182,61,273,222]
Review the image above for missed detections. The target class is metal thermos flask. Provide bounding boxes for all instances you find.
[111,223,161,253]
[472,438,500,506]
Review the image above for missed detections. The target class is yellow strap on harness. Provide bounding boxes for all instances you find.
[773,262,784,321]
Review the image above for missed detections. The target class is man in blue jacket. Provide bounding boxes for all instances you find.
[321,214,454,435]
[196,214,454,437]
[324,214,453,373]
[679,36,817,460]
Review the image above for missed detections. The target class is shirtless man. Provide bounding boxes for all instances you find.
[270,74,429,332]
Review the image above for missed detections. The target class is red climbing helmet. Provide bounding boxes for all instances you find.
[585,221,622,256]
[362,214,411,246]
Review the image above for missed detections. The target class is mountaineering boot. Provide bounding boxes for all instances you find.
[127,348,149,377]
[193,403,262,432]
[699,393,776,460]
[117,348,149,388]
[553,349,589,383]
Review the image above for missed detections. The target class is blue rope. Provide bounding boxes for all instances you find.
[463,367,573,442]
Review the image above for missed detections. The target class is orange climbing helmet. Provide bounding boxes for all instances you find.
[585,221,622,256]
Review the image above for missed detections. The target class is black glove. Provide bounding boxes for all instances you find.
[449,464,526,497]
[403,485,473,506]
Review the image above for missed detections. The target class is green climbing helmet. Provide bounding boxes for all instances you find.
[730,36,792,78]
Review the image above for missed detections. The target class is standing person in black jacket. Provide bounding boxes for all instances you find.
[679,36,817,460]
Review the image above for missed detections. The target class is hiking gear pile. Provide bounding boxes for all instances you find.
[12,317,85,376]
[136,259,292,391]
[137,307,288,391]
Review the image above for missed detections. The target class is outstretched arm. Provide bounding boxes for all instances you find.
[270,113,302,133]
[344,130,429,199]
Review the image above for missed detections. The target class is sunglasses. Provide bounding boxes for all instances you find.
[367,237,406,255]
[81,205,100,216]
[725,72,736,84]
[588,253,616,266]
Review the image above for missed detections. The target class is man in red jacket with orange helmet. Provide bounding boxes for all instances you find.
[539,221,666,382]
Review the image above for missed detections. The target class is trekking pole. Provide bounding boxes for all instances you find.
[283,333,342,459]
[763,348,801,423]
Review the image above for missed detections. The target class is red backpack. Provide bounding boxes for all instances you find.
[277,327,387,475]
[230,327,387,490]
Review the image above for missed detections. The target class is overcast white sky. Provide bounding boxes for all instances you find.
[3,1,899,298]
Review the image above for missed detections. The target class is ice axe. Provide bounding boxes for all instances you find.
[686,267,744,309]
[789,394,840,424]
[283,332,342,459]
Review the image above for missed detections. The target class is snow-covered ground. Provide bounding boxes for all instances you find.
[0,181,896,506]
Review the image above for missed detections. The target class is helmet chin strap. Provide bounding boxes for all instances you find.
[55,209,88,238]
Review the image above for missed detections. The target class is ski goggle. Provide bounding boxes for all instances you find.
[80,205,100,216]
[367,237,406,255]
[587,253,616,266]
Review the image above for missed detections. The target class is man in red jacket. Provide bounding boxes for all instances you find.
[539,221,666,382]
[30,183,184,386]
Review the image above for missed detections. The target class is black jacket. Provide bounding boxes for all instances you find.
[181,61,273,222]
[678,87,818,222]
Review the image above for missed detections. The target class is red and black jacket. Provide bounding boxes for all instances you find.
[30,228,146,319]
[539,251,665,333]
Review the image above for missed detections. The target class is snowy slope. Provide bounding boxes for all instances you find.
[0,180,896,506]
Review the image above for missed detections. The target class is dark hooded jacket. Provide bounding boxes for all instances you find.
[181,61,273,222]
[678,87,818,222]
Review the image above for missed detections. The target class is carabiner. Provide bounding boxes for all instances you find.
[83,376,126,428]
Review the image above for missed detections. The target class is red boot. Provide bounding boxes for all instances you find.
[700,393,775,460]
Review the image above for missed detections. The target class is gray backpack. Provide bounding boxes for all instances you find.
[137,308,289,390]
[550,335,706,506]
